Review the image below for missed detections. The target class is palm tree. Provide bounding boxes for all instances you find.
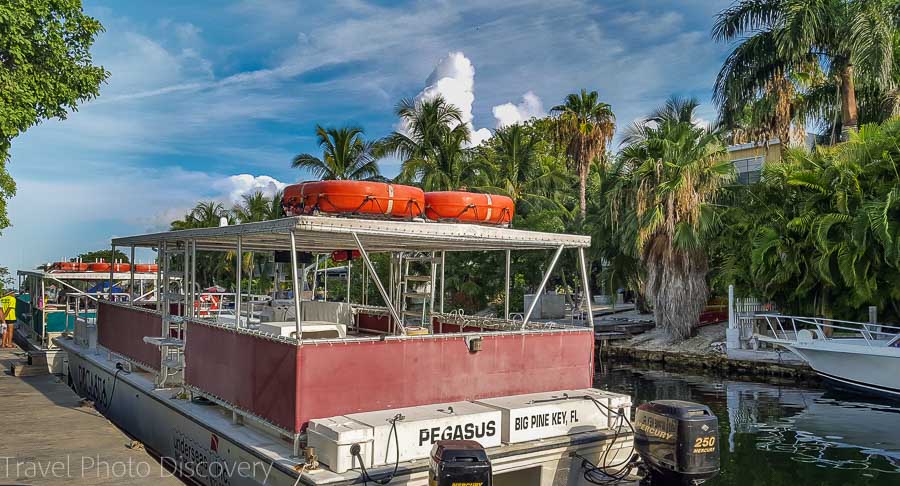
[292,125,381,180]
[382,95,480,190]
[482,123,567,207]
[551,89,616,219]
[620,97,735,340]
[170,201,227,230]
[713,0,898,139]
[231,191,272,223]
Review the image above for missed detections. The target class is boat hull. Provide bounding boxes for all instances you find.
[58,338,633,486]
[785,343,900,398]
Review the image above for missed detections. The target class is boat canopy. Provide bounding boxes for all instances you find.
[110,215,591,252]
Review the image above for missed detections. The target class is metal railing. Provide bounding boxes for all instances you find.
[760,314,900,347]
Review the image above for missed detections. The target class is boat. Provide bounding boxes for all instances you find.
[53,213,638,485]
[425,191,515,225]
[756,315,900,398]
[14,266,161,373]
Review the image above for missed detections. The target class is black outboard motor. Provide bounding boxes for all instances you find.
[634,400,720,484]
[429,440,492,486]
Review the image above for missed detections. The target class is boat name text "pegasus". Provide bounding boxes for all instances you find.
[419,421,497,446]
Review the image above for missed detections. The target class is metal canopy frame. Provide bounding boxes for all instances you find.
[105,214,593,341]
[110,215,591,252]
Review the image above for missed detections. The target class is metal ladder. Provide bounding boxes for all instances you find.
[398,252,438,329]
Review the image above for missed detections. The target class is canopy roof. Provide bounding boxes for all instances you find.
[18,270,160,281]
[111,215,591,252]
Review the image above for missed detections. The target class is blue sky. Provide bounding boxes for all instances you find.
[0,0,734,274]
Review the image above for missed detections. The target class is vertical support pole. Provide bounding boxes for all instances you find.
[362,260,368,306]
[353,233,404,333]
[346,259,352,304]
[40,277,46,344]
[313,254,320,300]
[129,246,136,304]
[235,236,243,327]
[578,247,594,329]
[439,251,446,314]
[191,240,197,319]
[323,256,329,302]
[108,244,116,301]
[504,249,511,320]
[156,242,163,312]
[728,285,735,330]
[522,245,564,328]
[183,241,189,318]
[290,231,303,341]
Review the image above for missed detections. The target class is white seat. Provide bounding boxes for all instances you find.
[258,320,347,339]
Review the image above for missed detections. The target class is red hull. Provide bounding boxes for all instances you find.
[283,181,425,219]
[101,305,594,433]
[424,191,514,225]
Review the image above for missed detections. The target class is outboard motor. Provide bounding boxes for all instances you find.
[634,400,720,484]
[429,440,492,486]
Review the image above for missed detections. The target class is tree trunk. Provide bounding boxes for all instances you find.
[579,169,588,220]
[839,64,859,140]
[644,241,708,341]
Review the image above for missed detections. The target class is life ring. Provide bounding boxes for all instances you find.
[195,294,221,317]
[53,262,77,272]
[282,181,425,219]
[135,264,159,273]
[424,191,515,225]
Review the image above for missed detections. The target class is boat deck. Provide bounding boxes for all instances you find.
[0,347,184,485]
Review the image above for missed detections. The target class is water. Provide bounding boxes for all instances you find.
[595,364,900,485]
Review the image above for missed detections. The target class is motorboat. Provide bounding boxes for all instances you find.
[757,315,900,398]
[53,211,637,485]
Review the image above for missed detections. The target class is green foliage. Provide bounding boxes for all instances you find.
[714,118,900,320]
[0,266,12,291]
[713,0,900,140]
[292,125,381,181]
[383,95,484,190]
[550,89,616,218]
[615,97,735,339]
[0,0,109,231]
[77,249,129,263]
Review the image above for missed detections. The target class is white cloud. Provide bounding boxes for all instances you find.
[405,52,544,145]
[492,91,546,128]
[213,174,287,204]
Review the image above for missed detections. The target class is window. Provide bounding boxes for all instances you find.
[732,156,764,184]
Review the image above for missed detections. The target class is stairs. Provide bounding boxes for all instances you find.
[397,252,439,329]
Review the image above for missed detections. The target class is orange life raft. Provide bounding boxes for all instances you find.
[424,191,515,225]
[53,262,86,272]
[89,262,111,272]
[282,181,425,219]
[134,264,159,273]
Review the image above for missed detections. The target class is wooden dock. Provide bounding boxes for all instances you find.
[0,348,184,485]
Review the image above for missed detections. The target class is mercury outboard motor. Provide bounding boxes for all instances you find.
[634,400,719,484]
[429,440,492,486]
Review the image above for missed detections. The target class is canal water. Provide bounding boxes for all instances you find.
[595,364,900,485]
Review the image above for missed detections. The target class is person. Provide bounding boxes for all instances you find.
[1,291,16,348]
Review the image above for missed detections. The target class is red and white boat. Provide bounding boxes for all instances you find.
[56,211,634,485]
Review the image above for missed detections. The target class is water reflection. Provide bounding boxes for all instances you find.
[595,365,900,485]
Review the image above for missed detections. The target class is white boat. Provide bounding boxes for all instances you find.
[14,268,160,373]
[756,315,900,398]
[54,213,636,485]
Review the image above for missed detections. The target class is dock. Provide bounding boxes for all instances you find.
[0,347,184,485]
